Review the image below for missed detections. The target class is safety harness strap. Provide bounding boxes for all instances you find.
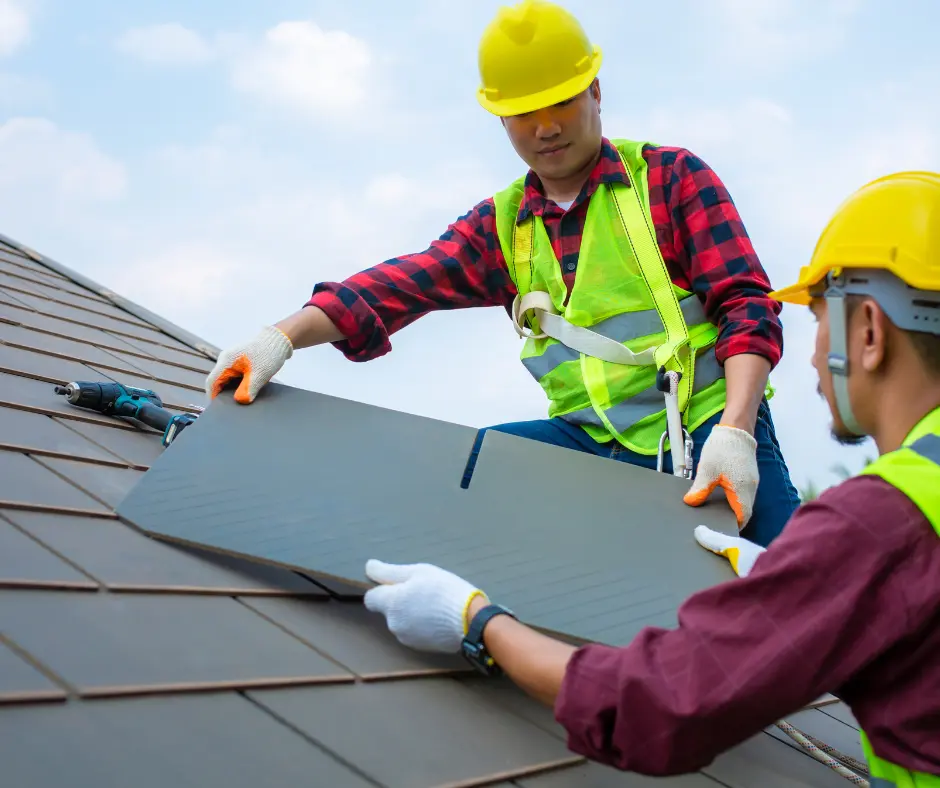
[508,213,535,305]
[608,161,694,418]
[512,291,657,366]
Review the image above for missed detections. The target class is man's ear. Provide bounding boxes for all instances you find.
[857,298,888,374]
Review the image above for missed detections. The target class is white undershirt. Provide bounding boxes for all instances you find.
[556,199,574,211]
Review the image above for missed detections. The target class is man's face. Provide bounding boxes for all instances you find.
[501,81,603,183]
[810,298,868,446]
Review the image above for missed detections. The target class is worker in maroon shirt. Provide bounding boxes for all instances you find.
[205,0,801,547]
[361,171,940,783]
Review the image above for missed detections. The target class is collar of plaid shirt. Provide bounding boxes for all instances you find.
[516,136,631,223]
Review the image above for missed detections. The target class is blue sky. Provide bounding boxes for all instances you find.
[1,0,938,493]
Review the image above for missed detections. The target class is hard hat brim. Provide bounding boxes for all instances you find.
[477,48,602,117]
[768,282,813,305]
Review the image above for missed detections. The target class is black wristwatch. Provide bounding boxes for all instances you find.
[461,603,516,676]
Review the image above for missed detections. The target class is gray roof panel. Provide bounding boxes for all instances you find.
[0,450,110,513]
[5,511,328,595]
[247,679,583,788]
[2,296,145,349]
[0,590,355,696]
[0,404,131,465]
[0,693,376,788]
[239,596,471,678]
[0,639,68,703]
[103,330,215,371]
[0,258,111,303]
[117,383,739,646]
[516,761,727,787]
[49,416,167,466]
[99,346,213,390]
[33,455,145,508]
[0,339,108,385]
[703,730,857,788]
[0,517,96,589]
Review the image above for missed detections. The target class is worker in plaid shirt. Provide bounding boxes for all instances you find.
[207,0,801,547]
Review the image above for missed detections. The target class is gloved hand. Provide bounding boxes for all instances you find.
[683,425,759,529]
[694,524,766,577]
[363,559,487,653]
[205,325,293,404]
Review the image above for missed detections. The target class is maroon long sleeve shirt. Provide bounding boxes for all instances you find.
[306,138,784,369]
[554,474,940,776]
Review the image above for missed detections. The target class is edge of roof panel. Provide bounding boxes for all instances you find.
[0,232,221,362]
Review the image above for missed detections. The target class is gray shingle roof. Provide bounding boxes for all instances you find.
[0,232,867,787]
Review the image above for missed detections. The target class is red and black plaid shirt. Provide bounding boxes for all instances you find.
[307,137,784,368]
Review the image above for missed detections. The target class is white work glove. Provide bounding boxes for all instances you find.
[694,525,766,577]
[205,325,293,404]
[683,425,759,529]
[363,559,486,653]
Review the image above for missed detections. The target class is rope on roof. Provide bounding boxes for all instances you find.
[776,719,869,786]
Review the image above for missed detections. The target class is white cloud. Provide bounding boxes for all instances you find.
[115,23,214,66]
[229,21,373,118]
[113,18,378,121]
[0,117,126,201]
[0,0,29,57]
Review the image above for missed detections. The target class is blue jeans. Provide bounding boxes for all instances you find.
[463,399,800,547]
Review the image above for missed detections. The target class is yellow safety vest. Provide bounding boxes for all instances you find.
[856,405,940,786]
[493,137,759,455]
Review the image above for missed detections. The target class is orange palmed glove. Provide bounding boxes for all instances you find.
[683,425,759,529]
[205,325,293,404]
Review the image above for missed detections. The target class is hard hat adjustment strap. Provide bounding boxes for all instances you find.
[824,274,866,436]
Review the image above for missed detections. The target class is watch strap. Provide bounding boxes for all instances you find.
[461,603,516,676]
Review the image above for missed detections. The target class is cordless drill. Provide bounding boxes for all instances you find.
[53,380,198,447]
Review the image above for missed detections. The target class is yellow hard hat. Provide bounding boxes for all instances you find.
[770,170,940,305]
[476,0,603,117]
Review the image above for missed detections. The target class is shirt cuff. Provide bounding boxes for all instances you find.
[715,332,782,369]
[306,286,391,362]
[554,642,636,769]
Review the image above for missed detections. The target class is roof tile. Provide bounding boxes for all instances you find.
[0,405,131,465]
[32,455,145,508]
[0,450,110,513]
[0,517,97,589]
[5,510,328,596]
[0,638,68,703]
[239,596,472,679]
[0,693,377,787]
[0,591,355,697]
[246,678,583,788]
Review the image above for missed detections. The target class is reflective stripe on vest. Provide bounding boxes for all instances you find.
[910,433,940,465]
[858,406,940,786]
[560,348,723,432]
[521,294,709,381]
